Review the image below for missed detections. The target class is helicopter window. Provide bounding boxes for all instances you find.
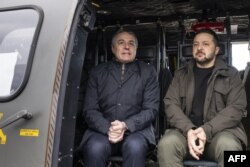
[0,8,40,99]
[232,42,250,71]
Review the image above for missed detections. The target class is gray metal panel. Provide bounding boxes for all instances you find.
[0,0,78,166]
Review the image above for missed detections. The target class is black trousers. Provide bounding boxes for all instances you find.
[83,131,149,167]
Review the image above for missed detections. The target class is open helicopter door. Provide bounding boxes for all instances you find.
[0,0,95,167]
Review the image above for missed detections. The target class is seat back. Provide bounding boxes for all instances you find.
[136,45,157,67]
[135,44,164,150]
[158,67,172,136]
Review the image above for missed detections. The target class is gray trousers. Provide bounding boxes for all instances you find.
[157,129,243,167]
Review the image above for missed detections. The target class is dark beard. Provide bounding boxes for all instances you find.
[194,54,215,66]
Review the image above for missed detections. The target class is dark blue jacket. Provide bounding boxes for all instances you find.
[82,60,159,145]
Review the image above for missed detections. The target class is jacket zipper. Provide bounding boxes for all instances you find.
[121,63,125,82]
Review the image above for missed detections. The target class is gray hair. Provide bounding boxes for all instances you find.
[111,29,138,48]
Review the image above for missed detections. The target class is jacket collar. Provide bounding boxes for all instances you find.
[187,57,230,77]
[108,59,139,84]
[108,59,138,72]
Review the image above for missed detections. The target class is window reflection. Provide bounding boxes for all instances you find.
[0,9,39,97]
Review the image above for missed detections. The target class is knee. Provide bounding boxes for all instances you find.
[123,136,148,156]
[158,133,181,151]
[157,132,187,165]
[157,131,187,159]
[210,132,243,159]
[158,135,172,148]
[84,139,110,157]
[214,135,242,152]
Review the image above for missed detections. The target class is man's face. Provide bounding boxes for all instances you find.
[112,32,137,63]
[192,33,220,68]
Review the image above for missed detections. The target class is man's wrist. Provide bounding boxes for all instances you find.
[121,122,128,130]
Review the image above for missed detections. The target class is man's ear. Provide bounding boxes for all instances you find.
[215,46,220,55]
[111,45,115,54]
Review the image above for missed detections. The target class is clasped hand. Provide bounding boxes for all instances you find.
[108,120,127,143]
[187,127,206,160]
